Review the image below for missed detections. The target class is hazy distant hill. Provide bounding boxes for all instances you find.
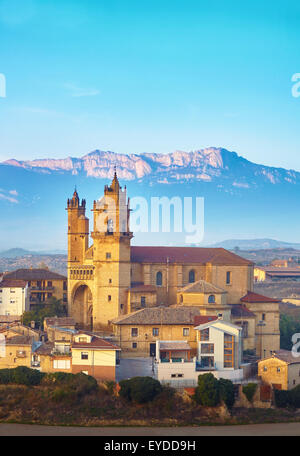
[0,248,67,258]
[210,239,300,250]
[1,147,300,250]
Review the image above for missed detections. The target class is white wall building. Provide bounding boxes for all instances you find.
[0,279,29,316]
[155,318,244,387]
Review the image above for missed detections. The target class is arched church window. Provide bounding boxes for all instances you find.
[189,270,195,283]
[208,295,215,304]
[156,271,163,286]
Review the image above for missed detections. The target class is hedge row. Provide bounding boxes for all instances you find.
[275,385,300,408]
[0,367,98,394]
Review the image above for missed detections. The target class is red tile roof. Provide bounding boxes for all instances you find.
[0,279,27,288]
[193,315,218,326]
[4,269,66,281]
[72,336,120,350]
[241,291,280,303]
[231,305,256,318]
[131,246,253,266]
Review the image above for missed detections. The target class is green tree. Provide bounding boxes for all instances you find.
[242,383,257,403]
[218,378,235,409]
[119,376,162,404]
[194,373,220,407]
[22,297,67,329]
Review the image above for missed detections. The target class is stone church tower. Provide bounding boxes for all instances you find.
[67,172,132,329]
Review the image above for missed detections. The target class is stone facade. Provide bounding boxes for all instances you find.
[67,174,281,356]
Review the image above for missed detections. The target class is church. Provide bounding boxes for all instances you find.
[67,172,280,356]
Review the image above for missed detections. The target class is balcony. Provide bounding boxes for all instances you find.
[30,286,54,292]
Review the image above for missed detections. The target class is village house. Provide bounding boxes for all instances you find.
[0,279,29,316]
[71,331,120,381]
[3,269,67,307]
[258,350,300,390]
[155,317,244,386]
[44,316,76,333]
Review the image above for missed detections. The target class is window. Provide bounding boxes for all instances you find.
[108,295,111,301]
[201,343,214,354]
[200,356,214,368]
[263,366,267,372]
[132,342,137,349]
[180,294,183,303]
[106,252,111,259]
[141,296,146,307]
[131,328,138,337]
[156,271,162,286]
[183,328,190,337]
[152,328,159,336]
[79,337,87,342]
[63,281,67,290]
[208,295,215,303]
[107,219,114,233]
[188,270,195,283]
[109,278,112,284]
[226,271,231,284]
[171,374,184,378]
[262,313,266,321]
[200,328,209,341]
[47,281,52,287]
[53,360,70,369]
[224,333,234,368]
[120,304,124,310]
[81,352,88,360]
[277,367,281,373]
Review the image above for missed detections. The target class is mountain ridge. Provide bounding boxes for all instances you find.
[2,147,299,186]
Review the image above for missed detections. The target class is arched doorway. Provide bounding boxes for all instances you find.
[72,284,93,329]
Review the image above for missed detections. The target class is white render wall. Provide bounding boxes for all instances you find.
[0,285,29,315]
[197,320,242,370]
[156,359,244,386]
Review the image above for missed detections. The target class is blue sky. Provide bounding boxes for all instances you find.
[0,0,300,169]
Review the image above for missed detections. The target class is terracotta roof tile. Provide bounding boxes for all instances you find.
[241,291,280,303]
[4,269,67,281]
[131,246,253,266]
[111,307,203,325]
[180,280,226,294]
[230,305,256,318]
[0,279,27,288]
[193,315,218,326]
[72,337,120,350]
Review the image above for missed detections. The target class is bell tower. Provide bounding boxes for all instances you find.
[66,189,89,265]
[91,170,133,327]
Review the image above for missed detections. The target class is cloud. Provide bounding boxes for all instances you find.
[9,189,18,196]
[63,82,100,98]
[0,193,18,203]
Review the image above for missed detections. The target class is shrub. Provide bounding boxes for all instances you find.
[218,378,235,409]
[0,367,44,386]
[194,373,220,407]
[274,389,291,408]
[0,368,12,384]
[242,383,257,403]
[119,376,162,404]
